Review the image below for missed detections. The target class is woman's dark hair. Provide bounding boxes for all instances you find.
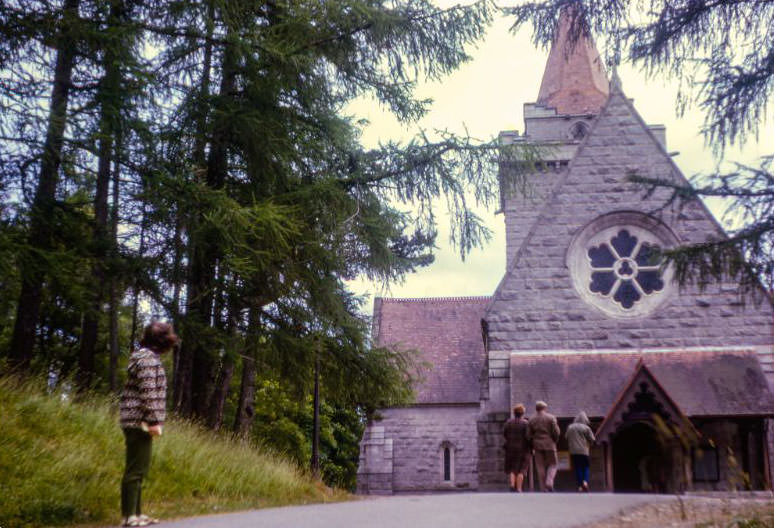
[140,322,179,353]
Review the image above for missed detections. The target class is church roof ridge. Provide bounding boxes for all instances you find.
[377,295,491,303]
[503,347,757,358]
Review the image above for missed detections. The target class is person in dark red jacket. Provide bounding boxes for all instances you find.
[503,403,531,492]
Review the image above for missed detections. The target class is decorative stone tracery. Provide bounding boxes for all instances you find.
[567,212,679,317]
[587,229,665,309]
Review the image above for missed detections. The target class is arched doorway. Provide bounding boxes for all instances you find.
[612,422,668,492]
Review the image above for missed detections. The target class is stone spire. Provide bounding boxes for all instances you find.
[536,10,609,115]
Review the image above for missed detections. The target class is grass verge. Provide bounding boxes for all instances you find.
[0,376,349,527]
[584,497,774,527]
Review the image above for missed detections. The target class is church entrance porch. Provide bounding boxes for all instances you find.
[502,351,774,493]
[611,422,671,493]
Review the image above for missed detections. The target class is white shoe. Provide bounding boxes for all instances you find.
[122,515,151,527]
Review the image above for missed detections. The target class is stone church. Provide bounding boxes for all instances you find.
[357,15,774,494]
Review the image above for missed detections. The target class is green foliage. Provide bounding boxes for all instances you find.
[630,158,774,294]
[0,218,22,351]
[252,377,311,465]
[0,375,346,528]
[250,375,368,491]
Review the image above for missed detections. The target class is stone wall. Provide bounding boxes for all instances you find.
[357,425,394,495]
[476,410,508,490]
[357,405,480,493]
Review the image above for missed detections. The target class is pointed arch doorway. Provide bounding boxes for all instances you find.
[611,421,669,492]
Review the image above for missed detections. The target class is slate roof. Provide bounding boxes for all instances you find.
[373,297,489,404]
[510,349,774,419]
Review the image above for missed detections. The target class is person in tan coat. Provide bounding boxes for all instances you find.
[527,400,560,491]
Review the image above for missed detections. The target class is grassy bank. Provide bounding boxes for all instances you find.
[586,497,774,527]
[0,376,348,527]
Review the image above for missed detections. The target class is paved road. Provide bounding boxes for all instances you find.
[160,492,673,528]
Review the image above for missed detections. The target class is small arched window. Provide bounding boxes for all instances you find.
[569,121,590,140]
[439,441,455,484]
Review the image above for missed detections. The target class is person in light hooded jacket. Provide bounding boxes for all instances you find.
[565,411,595,492]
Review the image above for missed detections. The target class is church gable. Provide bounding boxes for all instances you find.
[595,359,697,444]
[486,86,774,354]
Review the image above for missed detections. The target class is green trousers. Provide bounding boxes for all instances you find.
[121,428,153,518]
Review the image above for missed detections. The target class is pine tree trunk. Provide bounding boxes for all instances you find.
[193,0,214,166]
[186,250,218,418]
[10,0,80,371]
[207,353,235,430]
[108,128,122,392]
[170,214,183,396]
[78,111,113,386]
[78,0,128,389]
[311,349,321,478]
[173,1,215,415]
[128,204,147,354]
[233,354,256,438]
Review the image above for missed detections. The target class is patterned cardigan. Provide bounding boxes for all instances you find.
[120,348,167,429]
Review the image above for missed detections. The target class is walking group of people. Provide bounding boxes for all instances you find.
[503,401,595,493]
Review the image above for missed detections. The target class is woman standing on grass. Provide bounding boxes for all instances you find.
[119,321,178,527]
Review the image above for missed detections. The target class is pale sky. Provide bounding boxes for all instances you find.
[347,7,774,305]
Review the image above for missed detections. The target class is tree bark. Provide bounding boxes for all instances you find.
[10,0,81,371]
[128,204,148,354]
[233,354,256,438]
[170,214,183,395]
[311,347,321,478]
[207,353,235,430]
[108,127,122,392]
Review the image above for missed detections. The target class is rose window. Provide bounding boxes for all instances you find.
[587,229,664,309]
[568,213,676,318]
